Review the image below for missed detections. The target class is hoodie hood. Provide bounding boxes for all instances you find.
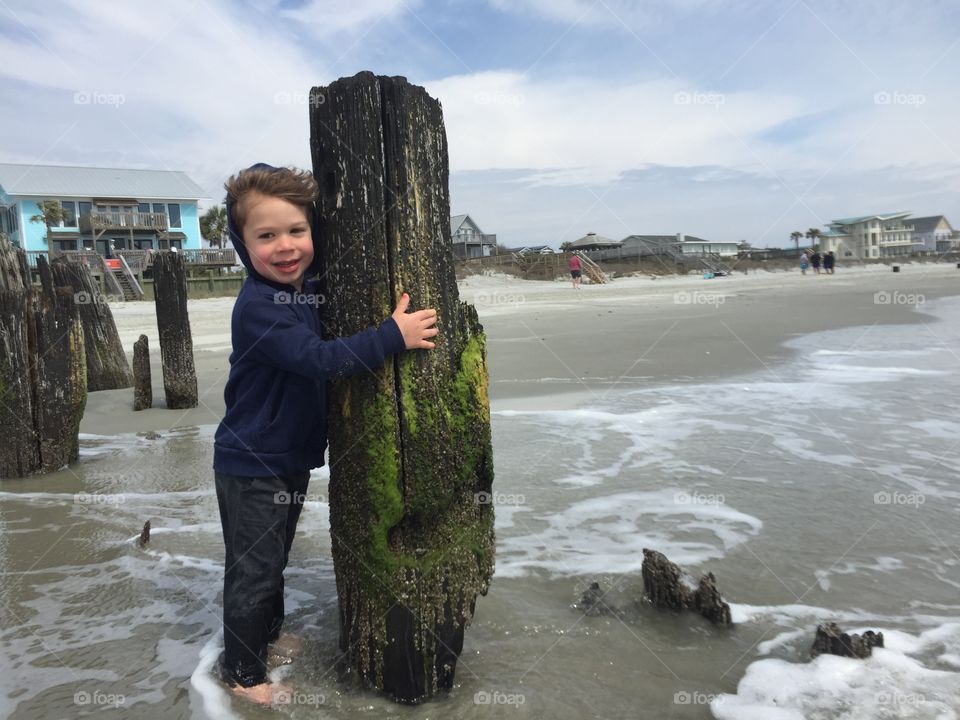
[227,162,324,290]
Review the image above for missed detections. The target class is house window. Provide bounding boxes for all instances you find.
[60,201,77,227]
[152,203,165,215]
[134,237,153,250]
[54,238,77,252]
[167,204,181,228]
[138,203,150,214]
[78,201,92,219]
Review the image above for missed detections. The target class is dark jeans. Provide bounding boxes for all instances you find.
[214,470,310,687]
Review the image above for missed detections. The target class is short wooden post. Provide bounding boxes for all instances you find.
[132,334,152,411]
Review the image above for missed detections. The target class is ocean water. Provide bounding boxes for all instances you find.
[1,297,959,719]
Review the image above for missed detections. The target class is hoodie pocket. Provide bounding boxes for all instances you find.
[256,374,321,453]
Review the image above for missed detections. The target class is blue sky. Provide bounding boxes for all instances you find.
[0,0,957,248]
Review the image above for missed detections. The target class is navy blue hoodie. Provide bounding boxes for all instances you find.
[213,164,406,478]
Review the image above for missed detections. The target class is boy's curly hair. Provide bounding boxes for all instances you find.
[224,166,319,234]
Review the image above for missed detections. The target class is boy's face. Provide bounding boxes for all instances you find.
[240,191,314,290]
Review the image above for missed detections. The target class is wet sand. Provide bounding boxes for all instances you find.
[83,262,960,434]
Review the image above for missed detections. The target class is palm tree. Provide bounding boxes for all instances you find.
[790,231,803,254]
[200,205,229,248]
[29,200,69,240]
[805,227,821,252]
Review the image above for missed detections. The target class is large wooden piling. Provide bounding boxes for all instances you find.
[310,72,494,703]
[152,251,197,409]
[0,237,86,478]
[50,257,132,391]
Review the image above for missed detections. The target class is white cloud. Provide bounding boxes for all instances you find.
[278,0,418,36]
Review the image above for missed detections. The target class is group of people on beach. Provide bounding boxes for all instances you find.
[800,250,836,275]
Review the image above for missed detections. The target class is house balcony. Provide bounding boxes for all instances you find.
[79,211,169,233]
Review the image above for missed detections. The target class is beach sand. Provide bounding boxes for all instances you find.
[83,262,959,435]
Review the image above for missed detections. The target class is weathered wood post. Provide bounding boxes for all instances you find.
[50,257,132,391]
[132,334,152,411]
[0,237,86,477]
[310,72,495,703]
[152,251,197,409]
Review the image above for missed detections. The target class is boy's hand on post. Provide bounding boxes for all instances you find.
[392,292,438,350]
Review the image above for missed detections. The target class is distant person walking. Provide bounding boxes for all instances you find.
[568,253,582,289]
[824,251,836,274]
[799,251,809,275]
[810,250,822,275]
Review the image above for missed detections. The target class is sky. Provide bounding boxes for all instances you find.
[0,0,957,249]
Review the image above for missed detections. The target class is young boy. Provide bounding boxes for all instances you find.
[212,163,438,704]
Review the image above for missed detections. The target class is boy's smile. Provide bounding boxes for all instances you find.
[241,192,314,291]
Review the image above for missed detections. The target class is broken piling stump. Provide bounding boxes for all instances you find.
[811,622,884,659]
[0,238,86,478]
[641,549,732,625]
[50,257,132,391]
[132,334,152,411]
[151,251,197,409]
[310,72,494,704]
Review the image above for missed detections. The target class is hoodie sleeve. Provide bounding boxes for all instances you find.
[235,296,407,379]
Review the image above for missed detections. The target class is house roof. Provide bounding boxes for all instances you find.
[830,211,911,225]
[568,232,621,248]
[451,213,488,234]
[821,228,850,237]
[0,162,207,200]
[908,215,953,234]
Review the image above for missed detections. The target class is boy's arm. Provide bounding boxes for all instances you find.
[236,297,406,379]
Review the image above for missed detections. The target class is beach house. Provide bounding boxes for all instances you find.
[0,163,209,259]
[819,212,917,259]
[908,215,956,253]
[451,214,497,258]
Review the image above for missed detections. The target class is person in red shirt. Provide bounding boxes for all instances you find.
[568,253,582,289]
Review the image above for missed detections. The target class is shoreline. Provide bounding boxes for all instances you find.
[79,263,960,435]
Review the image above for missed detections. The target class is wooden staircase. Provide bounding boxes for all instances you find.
[109,268,139,300]
[574,251,608,284]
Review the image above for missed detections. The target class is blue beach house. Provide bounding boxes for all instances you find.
[0,162,207,258]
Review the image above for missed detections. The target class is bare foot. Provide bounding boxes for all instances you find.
[231,680,292,706]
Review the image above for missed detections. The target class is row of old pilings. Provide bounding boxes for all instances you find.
[579,548,884,660]
[0,235,197,479]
